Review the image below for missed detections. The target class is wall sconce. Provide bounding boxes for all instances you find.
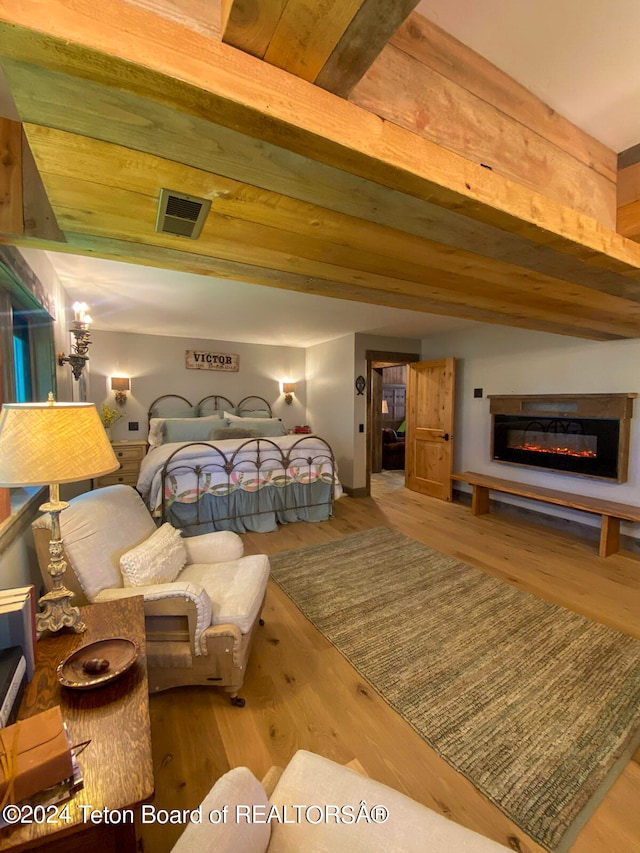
[283,382,296,405]
[58,302,92,381]
[111,376,131,407]
[381,399,389,415]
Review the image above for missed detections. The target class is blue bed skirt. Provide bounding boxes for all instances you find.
[167,481,334,535]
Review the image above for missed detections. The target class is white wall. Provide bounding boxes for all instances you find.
[420,324,640,535]
[306,334,356,488]
[84,329,306,441]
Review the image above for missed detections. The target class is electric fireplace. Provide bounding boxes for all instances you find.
[489,394,636,482]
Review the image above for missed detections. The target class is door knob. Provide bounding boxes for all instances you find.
[443,433,450,441]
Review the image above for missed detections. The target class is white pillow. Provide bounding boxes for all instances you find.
[120,523,187,587]
[224,411,281,424]
[147,417,166,449]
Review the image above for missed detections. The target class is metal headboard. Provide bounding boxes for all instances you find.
[235,396,272,416]
[147,394,274,434]
[195,395,236,417]
[147,394,195,423]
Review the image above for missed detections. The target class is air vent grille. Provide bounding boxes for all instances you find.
[156,189,211,239]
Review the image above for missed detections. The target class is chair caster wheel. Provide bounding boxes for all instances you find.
[230,696,246,707]
[259,618,265,626]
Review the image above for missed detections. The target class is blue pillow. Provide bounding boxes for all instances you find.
[151,403,197,419]
[163,416,227,443]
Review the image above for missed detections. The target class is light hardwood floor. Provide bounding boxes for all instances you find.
[142,474,640,852]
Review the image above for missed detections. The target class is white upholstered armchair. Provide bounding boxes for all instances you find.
[32,484,269,704]
[171,750,511,852]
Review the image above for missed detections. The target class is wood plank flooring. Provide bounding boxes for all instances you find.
[141,474,640,852]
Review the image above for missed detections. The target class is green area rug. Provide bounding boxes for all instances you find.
[270,527,640,852]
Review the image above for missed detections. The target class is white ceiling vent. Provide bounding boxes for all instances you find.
[155,189,211,239]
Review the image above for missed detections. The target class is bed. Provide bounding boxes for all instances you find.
[136,394,341,535]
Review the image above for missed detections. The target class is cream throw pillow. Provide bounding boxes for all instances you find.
[120,523,187,587]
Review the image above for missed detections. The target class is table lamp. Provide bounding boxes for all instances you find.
[0,394,119,635]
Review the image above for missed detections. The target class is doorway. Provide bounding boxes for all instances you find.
[365,350,420,494]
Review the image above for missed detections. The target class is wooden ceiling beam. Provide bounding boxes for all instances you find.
[223,0,367,78]
[0,118,23,237]
[22,125,640,339]
[389,14,616,185]
[221,0,287,59]
[617,161,640,243]
[7,59,639,303]
[1,231,622,341]
[26,125,635,318]
[1,1,639,277]
[222,0,419,95]
[351,13,616,229]
[263,0,367,81]
[315,0,421,96]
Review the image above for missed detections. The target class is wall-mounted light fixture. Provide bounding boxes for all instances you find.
[111,376,131,407]
[381,399,389,415]
[283,382,296,405]
[58,302,92,381]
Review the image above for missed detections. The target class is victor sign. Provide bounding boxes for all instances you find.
[185,350,240,372]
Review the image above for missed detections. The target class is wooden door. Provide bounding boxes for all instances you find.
[406,358,455,500]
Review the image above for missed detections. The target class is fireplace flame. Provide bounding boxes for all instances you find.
[511,442,597,459]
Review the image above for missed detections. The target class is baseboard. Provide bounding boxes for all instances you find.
[343,486,369,499]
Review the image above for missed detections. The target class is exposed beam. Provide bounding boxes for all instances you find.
[221,0,288,58]
[222,0,421,96]
[617,201,640,242]
[2,232,623,342]
[315,0,421,97]
[263,0,367,81]
[351,13,616,228]
[390,14,615,185]
[0,118,23,237]
[1,0,638,276]
[618,143,640,171]
[4,58,639,305]
[21,129,64,242]
[617,162,640,243]
[21,125,640,339]
[3,0,640,343]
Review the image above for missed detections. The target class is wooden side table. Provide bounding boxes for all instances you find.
[0,598,154,852]
[94,440,147,488]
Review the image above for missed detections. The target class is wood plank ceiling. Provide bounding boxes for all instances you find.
[2,0,640,340]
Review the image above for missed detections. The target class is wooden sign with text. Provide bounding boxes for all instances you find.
[185,350,239,372]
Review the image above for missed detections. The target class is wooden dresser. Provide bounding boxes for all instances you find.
[94,440,146,488]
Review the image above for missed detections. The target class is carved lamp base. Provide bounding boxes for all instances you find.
[36,496,86,637]
[36,587,85,637]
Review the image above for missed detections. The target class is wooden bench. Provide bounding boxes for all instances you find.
[451,471,640,557]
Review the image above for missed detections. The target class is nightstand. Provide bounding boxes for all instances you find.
[6,598,153,853]
[94,439,147,488]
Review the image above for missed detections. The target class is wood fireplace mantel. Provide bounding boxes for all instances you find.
[488,393,637,420]
[487,393,637,482]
